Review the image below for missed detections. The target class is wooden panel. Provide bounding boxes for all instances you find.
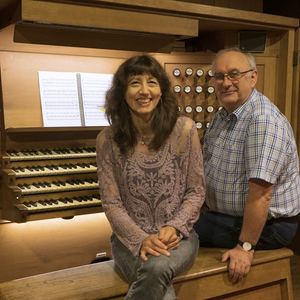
[183,0,264,12]
[0,1,297,43]
[215,0,263,12]
[291,255,300,299]
[84,0,299,29]
[255,56,276,102]
[1,1,299,43]
[222,285,282,300]
[276,29,295,122]
[21,0,198,37]
[13,22,178,52]
[0,25,142,57]
[0,212,112,283]
[0,52,126,128]
[175,258,293,299]
[0,248,294,299]
[293,29,300,156]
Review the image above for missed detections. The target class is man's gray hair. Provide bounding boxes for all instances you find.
[212,47,257,71]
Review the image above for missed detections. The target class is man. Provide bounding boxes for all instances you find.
[194,48,300,283]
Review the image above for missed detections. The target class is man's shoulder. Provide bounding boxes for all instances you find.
[250,91,282,118]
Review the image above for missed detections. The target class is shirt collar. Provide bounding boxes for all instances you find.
[221,89,257,121]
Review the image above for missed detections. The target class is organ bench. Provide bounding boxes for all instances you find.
[0,247,294,300]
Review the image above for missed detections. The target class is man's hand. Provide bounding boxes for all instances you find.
[140,234,170,262]
[222,246,254,283]
[158,226,181,250]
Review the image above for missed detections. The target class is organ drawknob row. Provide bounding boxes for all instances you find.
[172,68,212,78]
[170,65,220,136]
[173,85,214,94]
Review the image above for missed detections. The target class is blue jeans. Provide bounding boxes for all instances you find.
[194,211,298,249]
[111,230,199,300]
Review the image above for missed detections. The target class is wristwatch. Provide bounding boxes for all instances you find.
[238,240,256,251]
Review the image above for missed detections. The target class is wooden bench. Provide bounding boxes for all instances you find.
[0,247,294,300]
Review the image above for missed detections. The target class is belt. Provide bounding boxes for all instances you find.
[267,214,299,224]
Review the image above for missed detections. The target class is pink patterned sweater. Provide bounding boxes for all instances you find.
[96,116,205,256]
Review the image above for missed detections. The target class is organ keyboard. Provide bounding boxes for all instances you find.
[6,147,96,161]
[0,129,103,223]
[15,195,101,213]
[9,162,97,178]
[17,178,98,195]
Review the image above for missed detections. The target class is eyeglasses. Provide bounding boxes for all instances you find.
[212,69,254,81]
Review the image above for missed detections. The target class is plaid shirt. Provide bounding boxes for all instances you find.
[203,89,300,218]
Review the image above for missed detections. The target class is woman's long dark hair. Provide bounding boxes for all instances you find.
[105,54,179,154]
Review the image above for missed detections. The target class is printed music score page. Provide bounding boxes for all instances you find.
[38,71,81,127]
[80,73,112,126]
[38,71,112,127]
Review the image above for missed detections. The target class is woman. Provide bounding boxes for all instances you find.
[96,54,205,300]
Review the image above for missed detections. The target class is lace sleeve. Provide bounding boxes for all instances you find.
[96,129,148,256]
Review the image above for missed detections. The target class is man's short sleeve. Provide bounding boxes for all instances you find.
[245,114,289,184]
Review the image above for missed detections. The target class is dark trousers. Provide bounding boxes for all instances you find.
[194,211,299,249]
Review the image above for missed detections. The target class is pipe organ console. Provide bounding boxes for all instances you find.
[0,42,223,223]
[0,128,103,223]
[0,24,296,225]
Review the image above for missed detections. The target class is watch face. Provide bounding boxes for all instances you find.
[243,242,252,251]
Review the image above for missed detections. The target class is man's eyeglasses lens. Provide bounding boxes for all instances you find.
[213,69,253,81]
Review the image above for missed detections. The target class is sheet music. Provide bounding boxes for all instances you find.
[80,73,112,126]
[38,71,112,127]
[38,71,81,127]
